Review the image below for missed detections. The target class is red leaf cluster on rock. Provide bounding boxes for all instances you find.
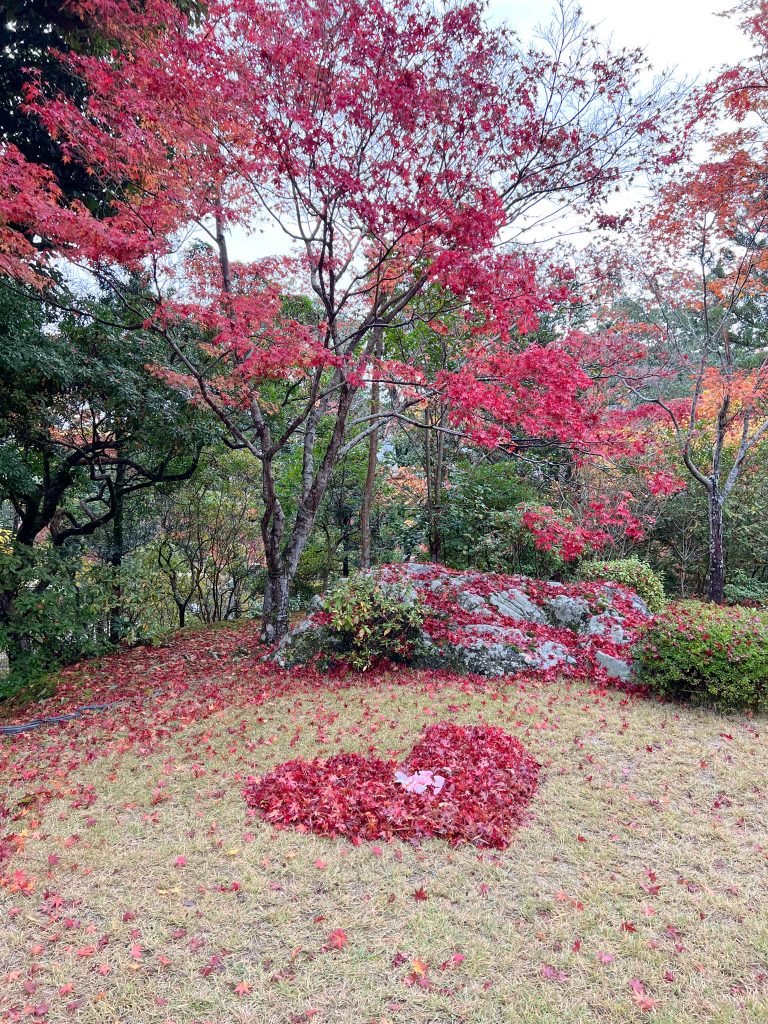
[243,722,540,848]
[375,562,651,683]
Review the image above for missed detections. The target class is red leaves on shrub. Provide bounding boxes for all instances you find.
[243,723,540,849]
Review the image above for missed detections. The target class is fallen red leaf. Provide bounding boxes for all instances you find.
[327,928,349,950]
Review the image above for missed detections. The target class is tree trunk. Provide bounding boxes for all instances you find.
[0,585,23,678]
[261,569,290,642]
[430,407,446,562]
[424,408,444,562]
[360,328,382,570]
[0,539,35,678]
[707,489,726,604]
[259,451,288,641]
[360,421,379,570]
[259,384,357,642]
[108,470,125,643]
[428,501,443,562]
[341,503,352,577]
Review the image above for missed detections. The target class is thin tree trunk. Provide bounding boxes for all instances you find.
[430,405,446,562]
[424,408,434,558]
[360,328,382,570]
[424,408,444,562]
[707,489,726,603]
[359,398,379,569]
[108,468,125,643]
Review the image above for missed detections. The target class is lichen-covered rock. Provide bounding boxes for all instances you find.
[458,592,488,613]
[271,562,652,681]
[585,612,626,644]
[423,639,529,678]
[594,650,632,680]
[544,594,591,629]
[272,618,340,669]
[526,640,577,671]
[489,589,546,624]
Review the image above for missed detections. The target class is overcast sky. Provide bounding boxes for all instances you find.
[494,0,751,77]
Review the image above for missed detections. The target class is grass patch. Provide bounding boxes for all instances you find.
[1,625,768,1022]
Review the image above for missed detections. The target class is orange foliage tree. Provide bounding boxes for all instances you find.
[614,1,768,600]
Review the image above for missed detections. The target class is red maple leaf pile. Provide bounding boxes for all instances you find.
[243,722,540,848]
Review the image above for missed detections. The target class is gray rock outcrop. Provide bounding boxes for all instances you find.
[272,563,651,681]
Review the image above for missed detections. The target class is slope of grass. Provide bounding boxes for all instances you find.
[1,624,767,1023]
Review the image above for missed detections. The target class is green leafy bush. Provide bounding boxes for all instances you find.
[323,573,424,670]
[0,544,114,698]
[577,557,666,613]
[723,569,768,607]
[635,601,768,711]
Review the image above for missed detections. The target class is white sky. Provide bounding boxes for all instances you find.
[495,0,751,77]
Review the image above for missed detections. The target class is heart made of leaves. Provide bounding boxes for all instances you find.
[244,722,540,848]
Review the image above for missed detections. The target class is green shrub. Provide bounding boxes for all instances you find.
[577,557,666,613]
[723,569,768,607]
[0,543,114,699]
[635,601,768,711]
[323,573,424,670]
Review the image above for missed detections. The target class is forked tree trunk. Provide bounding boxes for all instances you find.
[259,385,357,642]
[260,497,311,642]
[707,489,726,604]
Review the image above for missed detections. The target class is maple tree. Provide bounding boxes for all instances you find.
[623,297,768,604]
[0,1,111,218]
[586,282,768,604]
[602,0,768,602]
[0,0,680,638]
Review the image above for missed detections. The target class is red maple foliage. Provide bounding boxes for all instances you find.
[586,0,768,603]
[0,0,680,638]
[520,498,646,562]
[243,722,540,848]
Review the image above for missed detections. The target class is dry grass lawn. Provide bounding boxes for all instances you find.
[1,626,767,1023]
